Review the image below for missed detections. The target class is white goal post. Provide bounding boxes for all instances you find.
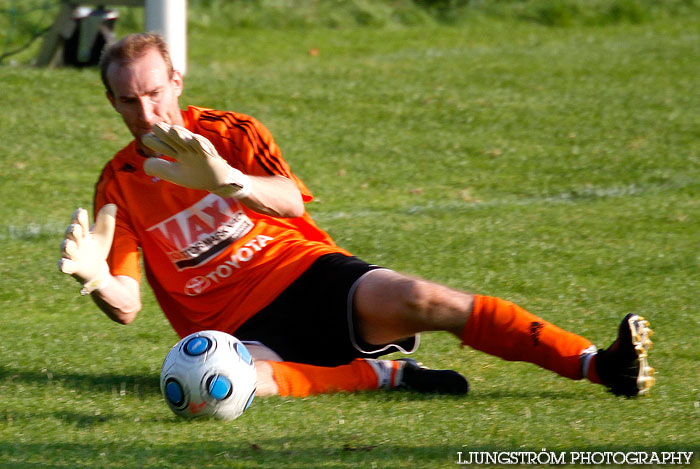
[145,0,187,75]
[37,0,188,75]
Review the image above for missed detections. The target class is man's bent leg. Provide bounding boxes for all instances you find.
[352,268,655,395]
[353,271,591,380]
[254,358,468,397]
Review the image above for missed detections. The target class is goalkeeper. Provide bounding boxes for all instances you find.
[59,33,654,398]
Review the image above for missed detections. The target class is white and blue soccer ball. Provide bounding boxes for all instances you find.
[160,330,257,420]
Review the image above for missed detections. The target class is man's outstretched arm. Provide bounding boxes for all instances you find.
[89,274,141,324]
[58,205,142,324]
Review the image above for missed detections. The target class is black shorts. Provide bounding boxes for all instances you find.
[232,253,419,367]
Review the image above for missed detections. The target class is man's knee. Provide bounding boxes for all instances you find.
[243,341,283,362]
[395,276,436,316]
[398,277,471,330]
[253,360,280,397]
[355,270,469,337]
[355,270,427,317]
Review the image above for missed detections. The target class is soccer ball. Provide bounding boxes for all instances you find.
[160,330,257,420]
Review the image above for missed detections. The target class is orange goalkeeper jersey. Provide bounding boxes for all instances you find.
[94,106,349,337]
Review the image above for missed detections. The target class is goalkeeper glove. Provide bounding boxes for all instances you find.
[58,204,116,295]
[141,122,252,199]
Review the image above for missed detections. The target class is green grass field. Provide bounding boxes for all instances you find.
[1,1,699,467]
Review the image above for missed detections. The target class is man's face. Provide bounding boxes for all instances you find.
[106,47,184,155]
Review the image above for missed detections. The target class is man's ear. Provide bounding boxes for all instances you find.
[172,70,184,97]
[106,90,116,109]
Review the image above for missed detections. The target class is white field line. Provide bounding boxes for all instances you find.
[313,183,656,221]
[1,221,67,240]
[0,182,686,239]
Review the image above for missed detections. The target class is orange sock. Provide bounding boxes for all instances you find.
[267,359,381,397]
[460,295,593,380]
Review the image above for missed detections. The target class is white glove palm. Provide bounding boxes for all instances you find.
[142,122,251,199]
[59,204,116,295]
